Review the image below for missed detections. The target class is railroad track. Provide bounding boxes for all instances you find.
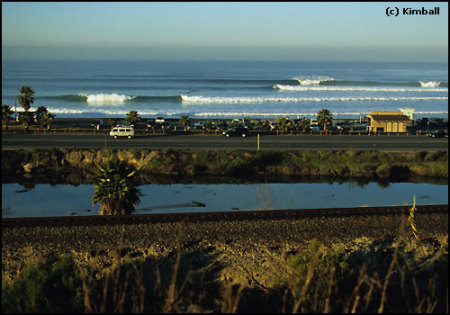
[2,204,447,228]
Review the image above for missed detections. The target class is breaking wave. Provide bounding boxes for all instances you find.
[181,95,448,104]
[273,84,448,92]
[291,76,335,85]
[419,81,441,88]
[81,93,136,103]
[276,79,447,88]
[39,94,181,103]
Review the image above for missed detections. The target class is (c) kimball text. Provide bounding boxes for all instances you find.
[386,6,440,17]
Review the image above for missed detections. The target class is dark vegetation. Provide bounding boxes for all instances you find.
[2,148,448,186]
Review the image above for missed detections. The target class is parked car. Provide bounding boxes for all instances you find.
[223,127,250,138]
[310,125,320,131]
[110,126,135,139]
[427,130,448,138]
[146,119,156,129]
[215,123,227,131]
[190,121,205,130]
[158,122,171,130]
[155,117,165,123]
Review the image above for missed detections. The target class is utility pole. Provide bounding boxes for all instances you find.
[257,133,260,151]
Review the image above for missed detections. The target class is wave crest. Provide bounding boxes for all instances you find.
[419,81,441,88]
[81,93,136,104]
[181,95,448,104]
[291,76,335,85]
[273,84,448,92]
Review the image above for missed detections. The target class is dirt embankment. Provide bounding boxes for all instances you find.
[2,212,448,312]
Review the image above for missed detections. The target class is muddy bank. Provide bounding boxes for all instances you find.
[2,148,448,185]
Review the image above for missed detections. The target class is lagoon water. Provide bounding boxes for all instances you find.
[2,182,448,218]
[2,60,448,119]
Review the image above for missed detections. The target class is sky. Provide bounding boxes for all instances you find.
[2,2,448,62]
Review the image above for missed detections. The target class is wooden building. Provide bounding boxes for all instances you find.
[366,111,412,133]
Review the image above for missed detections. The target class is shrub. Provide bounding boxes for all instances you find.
[2,254,83,313]
[286,240,353,312]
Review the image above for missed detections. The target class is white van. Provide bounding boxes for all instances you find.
[110,126,135,139]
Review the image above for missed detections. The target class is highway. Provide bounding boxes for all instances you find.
[2,133,448,151]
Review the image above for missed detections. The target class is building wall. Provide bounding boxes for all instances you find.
[369,120,407,132]
[367,111,410,133]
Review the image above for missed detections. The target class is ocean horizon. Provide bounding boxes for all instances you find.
[2,59,448,119]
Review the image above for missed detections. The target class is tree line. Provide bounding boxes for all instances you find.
[2,85,55,131]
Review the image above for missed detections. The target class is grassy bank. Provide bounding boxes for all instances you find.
[2,214,448,313]
[2,148,448,185]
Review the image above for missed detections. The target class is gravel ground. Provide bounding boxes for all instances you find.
[2,212,448,288]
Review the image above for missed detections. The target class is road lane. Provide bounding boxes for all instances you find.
[2,133,448,151]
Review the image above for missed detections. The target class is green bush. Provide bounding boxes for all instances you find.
[286,240,353,312]
[2,254,83,313]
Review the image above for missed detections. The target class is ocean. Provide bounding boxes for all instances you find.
[2,60,448,119]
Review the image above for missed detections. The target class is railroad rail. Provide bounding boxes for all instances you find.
[2,204,447,228]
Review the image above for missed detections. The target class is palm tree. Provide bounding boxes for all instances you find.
[125,110,140,126]
[2,105,13,129]
[92,158,142,215]
[179,115,191,132]
[203,120,215,132]
[34,106,48,122]
[40,112,55,130]
[18,86,35,112]
[317,109,333,131]
[275,116,292,133]
[297,117,311,133]
[19,111,34,131]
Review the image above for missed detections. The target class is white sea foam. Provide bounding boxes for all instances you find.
[419,81,441,88]
[82,93,136,104]
[273,84,448,92]
[34,106,448,119]
[181,95,448,104]
[291,76,335,85]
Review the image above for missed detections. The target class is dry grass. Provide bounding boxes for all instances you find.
[2,206,448,313]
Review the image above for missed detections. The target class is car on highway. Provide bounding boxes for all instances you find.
[427,130,448,138]
[110,126,135,139]
[222,127,249,138]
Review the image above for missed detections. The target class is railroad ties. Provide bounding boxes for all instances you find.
[2,205,448,228]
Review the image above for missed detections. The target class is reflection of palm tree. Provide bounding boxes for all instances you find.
[317,109,333,131]
[92,158,142,215]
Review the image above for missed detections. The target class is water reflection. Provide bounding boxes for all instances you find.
[2,181,448,218]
